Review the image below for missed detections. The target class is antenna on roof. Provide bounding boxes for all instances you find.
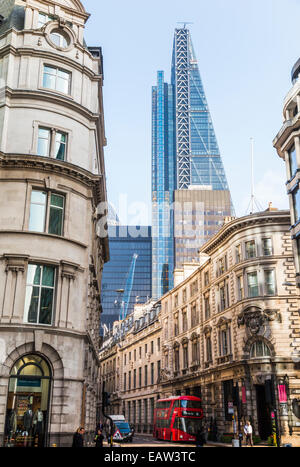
[176,22,194,29]
[245,137,263,215]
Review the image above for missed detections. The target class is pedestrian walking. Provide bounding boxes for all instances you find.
[72,426,85,448]
[243,420,253,447]
[94,429,104,448]
[195,427,206,447]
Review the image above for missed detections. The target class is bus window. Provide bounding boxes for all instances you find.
[176,417,202,435]
[181,400,202,409]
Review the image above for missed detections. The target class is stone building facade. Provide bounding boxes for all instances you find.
[160,208,300,446]
[273,57,300,290]
[99,301,162,434]
[0,0,109,447]
[99,208,300,445]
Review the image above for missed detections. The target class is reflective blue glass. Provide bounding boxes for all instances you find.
[100,226,152,332]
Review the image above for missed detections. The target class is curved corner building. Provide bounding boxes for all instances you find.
[0,0,109,447]
[152,27,233,299]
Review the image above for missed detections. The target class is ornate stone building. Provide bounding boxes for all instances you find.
[160,208,300,446]
[99,300,161,434]
[273,58,300,289]
[0,0,109,447]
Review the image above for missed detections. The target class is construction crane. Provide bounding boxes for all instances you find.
[119,253,138,321]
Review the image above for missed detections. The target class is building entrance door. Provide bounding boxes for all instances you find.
[255,385,272,440]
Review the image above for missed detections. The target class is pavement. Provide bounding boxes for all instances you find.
[102,432,270,448]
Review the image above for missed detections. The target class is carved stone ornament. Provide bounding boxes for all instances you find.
[237,307,280,335]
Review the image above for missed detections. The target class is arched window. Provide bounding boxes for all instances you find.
[250,340,271,358]
[5,354,52,448]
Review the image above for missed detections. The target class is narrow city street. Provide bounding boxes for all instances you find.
[103,433,214,447]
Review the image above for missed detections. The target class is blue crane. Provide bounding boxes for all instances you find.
[119,253,138,321]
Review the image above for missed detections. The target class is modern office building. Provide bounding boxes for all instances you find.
[101,226,152,331]
[0,0,109,447]
[273,57,300,289]
[152,27,233,298]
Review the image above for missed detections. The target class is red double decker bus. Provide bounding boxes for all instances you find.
[153,396,203,442]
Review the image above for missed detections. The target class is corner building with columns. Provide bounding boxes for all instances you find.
[0,0,109,447]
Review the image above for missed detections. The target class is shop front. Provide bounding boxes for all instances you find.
[4,354,52,448]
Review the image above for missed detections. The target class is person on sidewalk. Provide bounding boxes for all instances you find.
[94,429,104,448]
[243,421,253,447]
[195,427,206,448]
[72,427,85,448]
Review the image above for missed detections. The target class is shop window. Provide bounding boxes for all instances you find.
[4,354,51,448]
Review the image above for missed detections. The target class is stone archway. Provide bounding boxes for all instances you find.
[1,342,64,448]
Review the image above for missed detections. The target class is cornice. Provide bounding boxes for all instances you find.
[0,44,102,83]
[201,211,290,255]
[3,86,100,124]
[0,152,105,204]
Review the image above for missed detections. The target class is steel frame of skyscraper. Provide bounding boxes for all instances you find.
[152,27,234,299]
[173,28,191,189]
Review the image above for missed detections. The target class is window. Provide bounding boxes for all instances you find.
[24,264,56,325]
[151,341,154,354]
[235,244,241,263]
[183,345,188,369]
[191,303,198,327]
[206,336,212,362]
[50,29,70,48]
[247,272,259,297]
[128,371,131,390]
[219,327,231,357]
[124,355,126,366]
[37,127,68,161]
[263,238,273,256]
[43,65,71,94]
[134,349,136,361]
[183,289,187,303]
[139,347,142,358]
[144,365,148,386]
[157,338,160,352]
[38,12,54,28]
[174,314,179,336]
[124,373,126,391]
[133,369,136,389]
[29,190,65,236]
[237,275,244,301]
[182,308,187,332]
[174,294,178,308]
[157,360,161,383]
[151,363,154,385]
[264,270,276,295]
[219,285,226,312]
[250,341,271,358]
[174,347,180,372]
[204,295,210,320]
[192,339,200,363]
[204,271,209,287]
[145,344,147,355]
[293,186,300,223]
[245,240,256,259]
[289,144,297,178]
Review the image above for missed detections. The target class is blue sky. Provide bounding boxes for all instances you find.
[82,0,299,223]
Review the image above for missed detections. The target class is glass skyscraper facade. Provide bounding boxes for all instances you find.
[152,27,233,299]
[101,225,152,331]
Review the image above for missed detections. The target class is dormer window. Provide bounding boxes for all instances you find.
[38,13,54,28]
[50,30,70,49]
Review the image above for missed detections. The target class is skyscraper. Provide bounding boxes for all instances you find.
[101,225,152,331]
[152,27,233,299]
